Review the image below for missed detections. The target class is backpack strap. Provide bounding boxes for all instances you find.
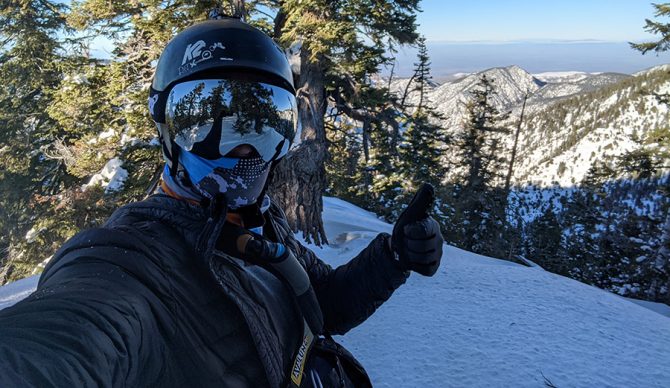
[217,223,324,386]
[288,318,316,387]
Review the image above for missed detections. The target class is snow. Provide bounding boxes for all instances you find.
[0,276,38,310]
[98,128,116,140]
[83,157,128,193]
[1,196,669,387]
[533,71,592,83]
[24,227,42,243]
[302,197,670,388]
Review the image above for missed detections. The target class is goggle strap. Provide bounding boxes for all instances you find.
[169,141,181,177]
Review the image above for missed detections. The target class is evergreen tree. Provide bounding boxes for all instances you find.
[526,205,563,272]
[325,116,367,207]
[0,0,74,282]
[447,75,510,257]
[270,0,421,244]
[630,3,670,54]
[559,187,600,284]
[399,36,448,190]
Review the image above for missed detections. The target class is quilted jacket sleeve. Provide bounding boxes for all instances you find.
[297,233,409,335]
[0,228,176,388]
[268,203,410,335]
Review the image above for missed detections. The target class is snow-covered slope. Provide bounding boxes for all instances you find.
[390,64,641,187]
[308,198,670,387]
[515,65,670,186]
[533,71,595,84]
[392,65,544,129]
[312,198,670,387]
[2,197,669,387]
[526,72,629,107]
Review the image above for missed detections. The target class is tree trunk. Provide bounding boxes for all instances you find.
[230,0,247,20]
[270,48,328,245]
[504,92,527,193]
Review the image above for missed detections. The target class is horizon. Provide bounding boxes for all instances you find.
[86,1,670,78]
[417,0,658,43]
[399,1,669,77]
[386,41,670,80]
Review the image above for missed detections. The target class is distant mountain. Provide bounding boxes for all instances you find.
[524,72,630,112]
[391,65,544,129]
[515,65,670,186]
[390,64,669,187]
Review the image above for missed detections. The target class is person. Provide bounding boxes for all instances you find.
[0,16,443,387]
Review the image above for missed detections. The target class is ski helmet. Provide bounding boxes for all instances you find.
[148,17,298,175]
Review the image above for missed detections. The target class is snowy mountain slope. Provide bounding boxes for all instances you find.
[389,64,668,188]
[392,65,543,129]
[1,197,669,387]
[526,72,630,106]
[308,198,670,387]
[389,65,636,186]
[533,71,595,84]
[391,66,628,130]
[515,65,670,186]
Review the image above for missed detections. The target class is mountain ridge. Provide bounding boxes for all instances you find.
[389,63,669,187]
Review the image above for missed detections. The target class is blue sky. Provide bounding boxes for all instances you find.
[88,1,669,76]
[417,0,657,42]
[386,0,670,76]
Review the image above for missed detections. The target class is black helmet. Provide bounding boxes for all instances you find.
[149,17,297,174]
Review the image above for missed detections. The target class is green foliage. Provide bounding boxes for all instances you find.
[398,36,448,190]
[526,205,563,272]
[0,0,75,283]
[445,75,510,257]
[630,3,670,54]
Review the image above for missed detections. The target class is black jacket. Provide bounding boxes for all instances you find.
[0,195,408,387]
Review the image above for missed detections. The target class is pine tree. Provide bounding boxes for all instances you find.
[270,0,421,244]
[526,205,563,272]
[630,3,670,54]
[447,75,510,257]
[559,187,600,284]
[399,36,448,190]
[0,0,76,282]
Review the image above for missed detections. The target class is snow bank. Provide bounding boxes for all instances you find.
[1,196,669,387]
[83,157,128,193]
[0,276,38,310]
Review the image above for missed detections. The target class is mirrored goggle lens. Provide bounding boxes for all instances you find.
[165,79,299,161]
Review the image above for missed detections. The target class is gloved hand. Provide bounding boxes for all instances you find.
[391,183,444,276]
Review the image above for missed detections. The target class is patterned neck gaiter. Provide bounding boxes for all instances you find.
[178,149,271,209]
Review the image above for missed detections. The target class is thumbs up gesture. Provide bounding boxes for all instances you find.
[391,184,444,277]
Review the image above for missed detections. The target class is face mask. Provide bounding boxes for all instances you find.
[179,150,271,209]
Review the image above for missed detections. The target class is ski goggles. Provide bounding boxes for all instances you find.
[165,79,300,162]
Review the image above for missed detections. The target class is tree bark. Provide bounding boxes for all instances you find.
[270,47,328,245]
[230,0,247,20]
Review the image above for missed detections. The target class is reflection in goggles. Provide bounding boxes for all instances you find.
[165,79,298,161]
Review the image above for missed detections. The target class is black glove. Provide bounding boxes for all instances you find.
[391,183,444,276]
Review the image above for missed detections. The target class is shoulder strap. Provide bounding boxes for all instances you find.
[218,222,324,386]
[289,318,316,387]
